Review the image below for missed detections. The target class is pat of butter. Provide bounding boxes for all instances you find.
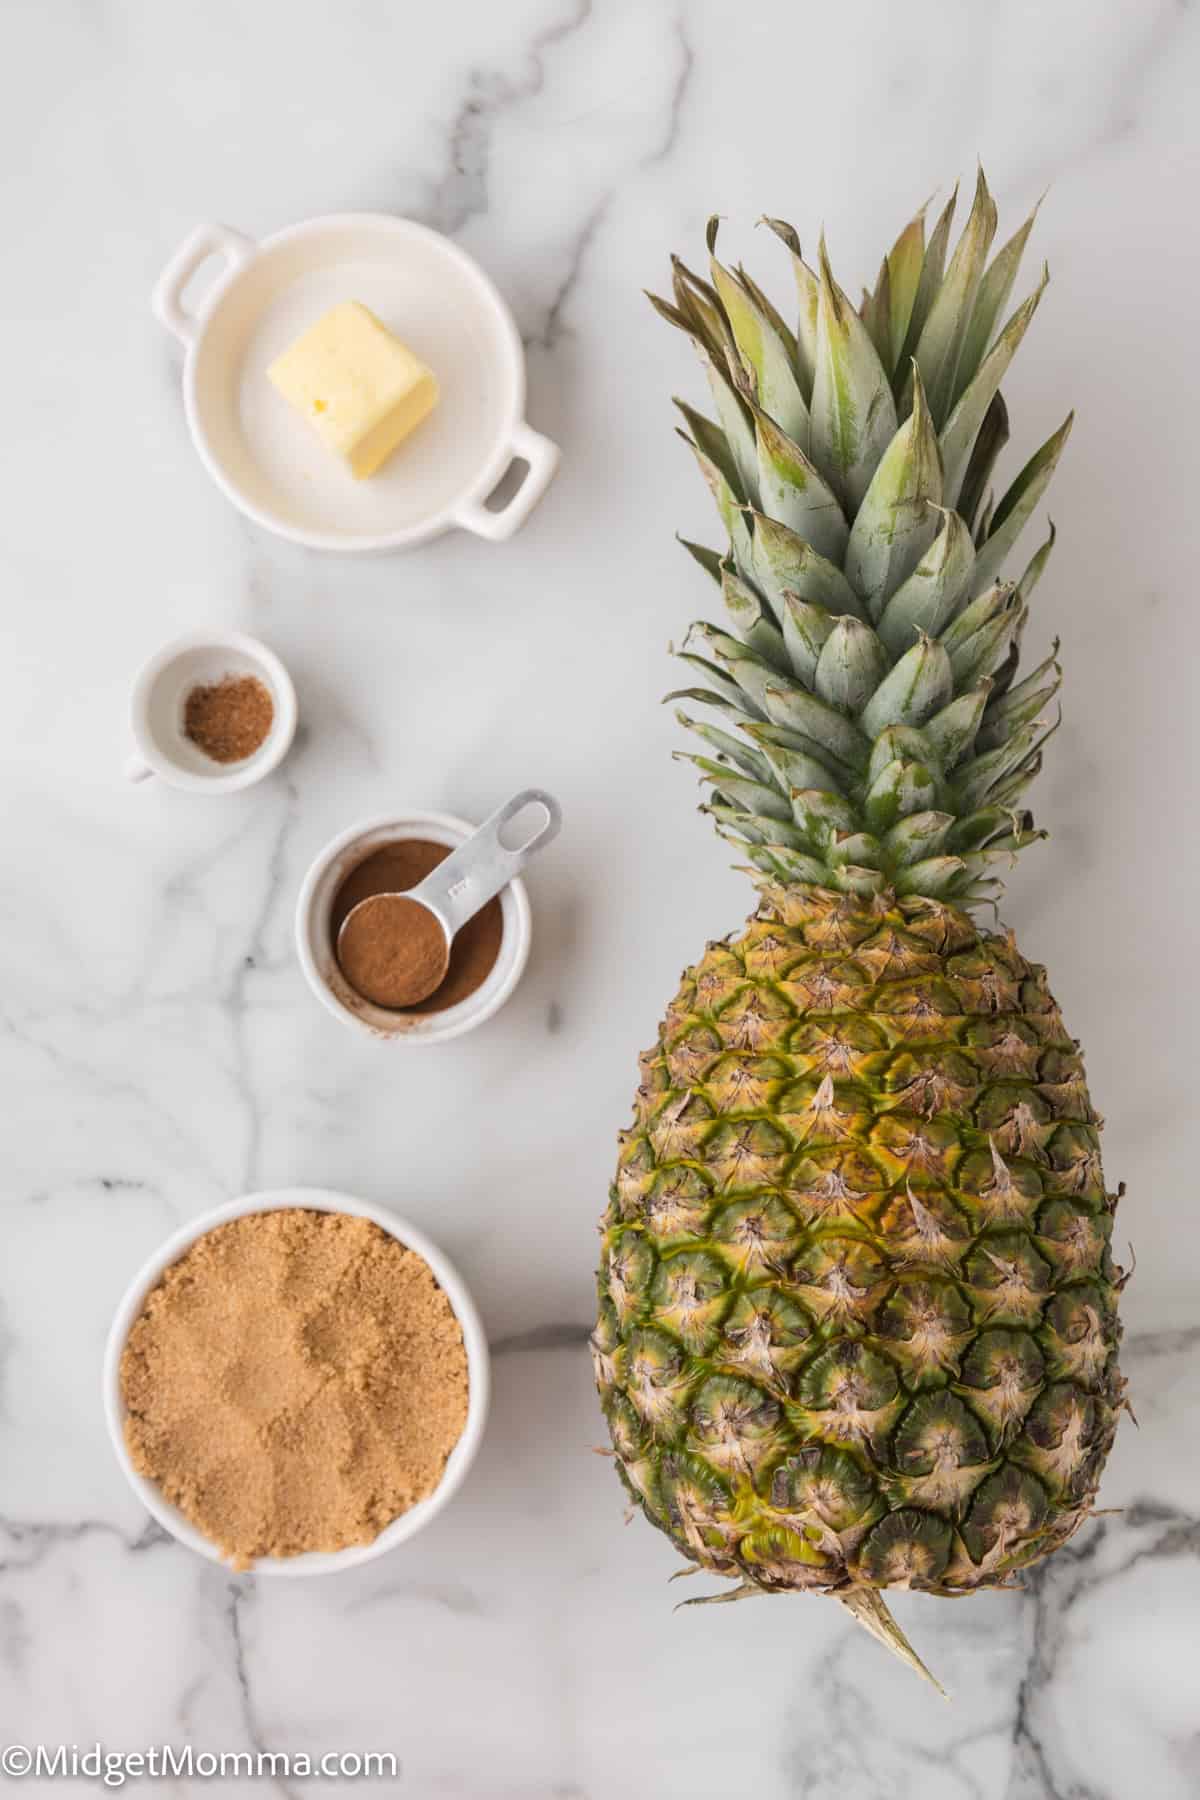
[267,301,438,479]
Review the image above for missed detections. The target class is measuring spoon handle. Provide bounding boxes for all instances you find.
[412,790,562,937]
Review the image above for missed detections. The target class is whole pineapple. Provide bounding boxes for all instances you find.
[594,171,1126,1684]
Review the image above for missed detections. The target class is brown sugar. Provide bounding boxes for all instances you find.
[330,839,503,1014]
[337,893,450,1009]
[119,1209,470,1567]
[184,674,274,763]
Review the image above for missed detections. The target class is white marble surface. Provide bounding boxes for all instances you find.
[3,1,1200,1794]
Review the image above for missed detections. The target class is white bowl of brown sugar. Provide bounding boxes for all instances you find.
[295,809,533,1042]
[103,1189,490,1574]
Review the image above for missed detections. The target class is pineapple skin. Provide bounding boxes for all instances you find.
[594,883,1124,1596]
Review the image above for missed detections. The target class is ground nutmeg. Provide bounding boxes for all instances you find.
[184,674,274,763]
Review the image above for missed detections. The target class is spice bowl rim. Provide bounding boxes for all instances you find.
[295,808,533,1043]
[127,628,298,792]
[102,1187,491,1576]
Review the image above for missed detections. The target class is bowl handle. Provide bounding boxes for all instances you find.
[151,223,256,347]
[453,423,561,542]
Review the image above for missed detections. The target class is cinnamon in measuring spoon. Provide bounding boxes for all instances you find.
[330,839,503,1015]
[338,894,450,1009]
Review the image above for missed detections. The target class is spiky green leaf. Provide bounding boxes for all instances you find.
[923,682,992,768]
[704,357,761,503]
[738,263,803,371]
[955,718,1057,810]
[753,405,849,565]
[678,536,724,583]
[790,788,860,843]
[753,734,847,796]
[866,727,937,791]
[972,415,1074,593]
[956,199,1041,402]
[760,216,819,402]
[830,863,889,896]
[736,838,829,883]
[721,565,790,671]
[940,267,1048,505]
[813,617,890,714]
[876,509,976,656]
[844,364,942,616]
[894,855,968,897]
[671,256,727,353]
[780,593,836,685]
[709,237,810,447]
[947,806,1032,853]
[975,679,1059,751]
[886,211,926,372]
[911,166,998,425]
[979,644,1061,746]
[646,288,703,345]
[957,392,1009,536]
[948,601,1026,687]
[939,582,1013,656]
[669,659,764,718]
[674,711,775,784]
[827,830,885,869]
[762,680,872,770]
[679,754,793,820]
[742,721,852,792]
[690,624,781,716]
[676,402,740,496]
[986,754,1043,811]
[749,513,866,621]
[679,429,755,578]
[860,636,953,736]
[861,257,893,367]
[811,237,899,511]
[897,188,957,372]
[705,806,812,852]
[863,760,940,833]
[1016,520,1056,604]
[884,810,955,866]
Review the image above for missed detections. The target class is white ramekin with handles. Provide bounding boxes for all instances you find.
[104,1188,490,1575]
[295,809,532,1043]
[152,214,560,551]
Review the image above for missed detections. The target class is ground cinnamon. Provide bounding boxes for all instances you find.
[330,839,503,1014]
[337,893,449,1008]
[184,674,274,763]
[120,1208,469,1567]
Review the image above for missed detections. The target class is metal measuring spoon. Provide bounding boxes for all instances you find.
[336,789,562,1010]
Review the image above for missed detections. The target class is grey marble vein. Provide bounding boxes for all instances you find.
[0,1515,168,1577]
[1123,1323,1200,1362]
[217,778,301,1190]
[225,1581,303,1800]
[348,1578,486,1618]
[530,11,695,350]
[429,0,593,238]
[0,1597,31,1677]
[490,1322,591,1356]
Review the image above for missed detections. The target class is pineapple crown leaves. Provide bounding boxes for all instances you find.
[653,168,1070,909]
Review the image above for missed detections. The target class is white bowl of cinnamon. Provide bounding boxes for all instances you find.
[295,809,533,1042]
[103,1189,490,1574]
